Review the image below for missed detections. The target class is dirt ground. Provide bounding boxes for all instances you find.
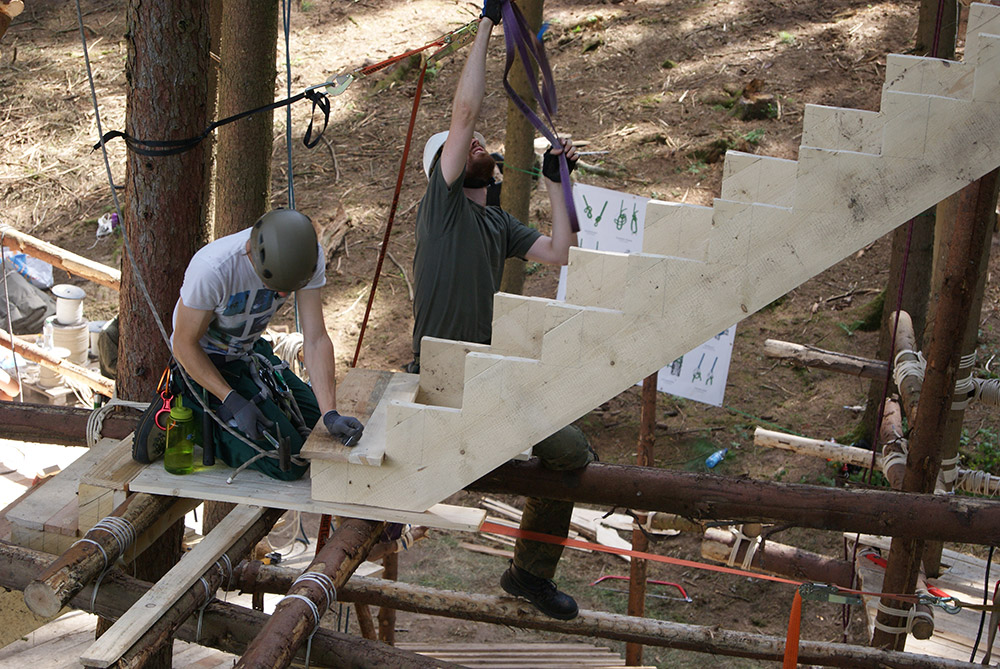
[5,0,1000,666]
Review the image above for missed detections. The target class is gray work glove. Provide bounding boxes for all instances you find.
[218,390,274,441]
[323,410,364,447]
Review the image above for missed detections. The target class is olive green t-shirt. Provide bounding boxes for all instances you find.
[411,161,541,356]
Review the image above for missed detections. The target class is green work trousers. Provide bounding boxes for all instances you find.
[514,424,595,580]
[179,339,320,481]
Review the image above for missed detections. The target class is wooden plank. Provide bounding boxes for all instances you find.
[414,338,492,409]
[128,461,484,532]
[79,504,265,668]
[300,371,417,466]
[800,104,881,153]
[5,436,120,534]
[642,201,712,261]
[720,151,797,207]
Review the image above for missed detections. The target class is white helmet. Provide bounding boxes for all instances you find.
[422,130,487,179]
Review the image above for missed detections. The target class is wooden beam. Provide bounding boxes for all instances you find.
[467,460,1000,546]
[80,504,266,667]
[0,402,136,445]
[235,517,386,669]
[0,224,121,291]
[0,540,456,668]
[763,339,888,379]
[890,311,922,424]
[23,492,176,618]
[228,566,984,669]
[0,327,115,397]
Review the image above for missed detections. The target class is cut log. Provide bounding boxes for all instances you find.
[23,493,176,618]
[468,460,1000,545]
[0,401,136,445]
[890,310,921,424]
[701,526,854,588]
[0,540,456,668]
[0,224,121,291]
[0,327,115,398]
[763,339,888,379]
[227,564,983,669]
[235,517,386,669]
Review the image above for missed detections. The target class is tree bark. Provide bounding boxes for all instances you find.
[225,567,984,669]
[915,0,958,58]
[627,373,656,666]
[763,339,887,380]
[119,0,210,403]
[0,401,136,445]
[236,517,386,669]
[1,542,455,668]
[499,0,543,296]
[872,171,997,651]
[0,224,121,291]
[468,460,1000,545]
[214,0,278,238]
[377,550,398,644]
[24,493,178,618]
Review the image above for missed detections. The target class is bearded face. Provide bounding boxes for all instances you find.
[464,150,496,188]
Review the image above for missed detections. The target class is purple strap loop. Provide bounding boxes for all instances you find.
[499,2,580,232]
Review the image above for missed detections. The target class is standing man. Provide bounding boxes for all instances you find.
[409,3,593,620]
[168,209,363,480]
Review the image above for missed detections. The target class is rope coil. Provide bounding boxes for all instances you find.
[874,599,934,635]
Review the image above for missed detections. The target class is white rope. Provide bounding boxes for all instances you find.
[281,593,322,669]
[972,378,1000,407]
[726,525,762,570]
[956,468,1000,496]
[893,349,926,389]
[270,330,306,381]
[874,599,934,635]
[86,396,149,447]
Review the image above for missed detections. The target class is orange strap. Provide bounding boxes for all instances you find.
[783,589,803,668]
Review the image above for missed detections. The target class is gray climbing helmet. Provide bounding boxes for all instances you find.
[248,209,319,292]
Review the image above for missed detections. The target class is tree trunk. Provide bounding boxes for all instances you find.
[499,0,543,296]
[119,0,210,403]
[871,171,997,651]
[915,0,958,58]
[214,0,278,237]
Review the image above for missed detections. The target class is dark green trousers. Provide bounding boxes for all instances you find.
[179,339,320,481]
[515,424,595,580]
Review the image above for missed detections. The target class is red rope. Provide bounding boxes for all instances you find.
[350,58,428,369]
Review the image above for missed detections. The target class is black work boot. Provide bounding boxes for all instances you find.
[500,562,579,620]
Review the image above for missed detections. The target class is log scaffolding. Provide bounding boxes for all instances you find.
[225,563,985,669]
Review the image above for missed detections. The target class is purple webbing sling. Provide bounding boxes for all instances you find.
[499,1,580,233]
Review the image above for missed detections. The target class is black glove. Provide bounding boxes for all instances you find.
[218,390,274,441]
[323,410,364,447]
[481,0,502,25]
[542,144,578,183]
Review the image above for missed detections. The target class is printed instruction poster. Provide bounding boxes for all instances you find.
[556,183,736,407]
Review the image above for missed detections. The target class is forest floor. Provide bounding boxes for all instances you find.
[4,0,1000,666]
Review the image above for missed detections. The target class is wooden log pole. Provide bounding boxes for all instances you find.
[467,460,1000,546]
[701,527,855,587]
[377,550,398,645]
[0,224,122,292]
[873,172,998,651]
[0,401,136,445]
[763,339,889,380]
[890,310,921,424]
[879,399,907,489]
[354,602,378,640]
[627,372,657,666]
[116,507,285,668]
[0,326,116,398]
[235,517,386,669]
[0,541,455,668]
[23,493,176,618]
[228,565,983,669]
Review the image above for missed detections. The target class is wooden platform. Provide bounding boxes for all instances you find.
[850,534,996,663]
[397,642,650,668]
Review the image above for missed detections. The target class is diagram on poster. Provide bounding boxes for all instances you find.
[556,183,736,406]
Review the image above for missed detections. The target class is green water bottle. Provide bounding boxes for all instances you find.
[164,396,199,475]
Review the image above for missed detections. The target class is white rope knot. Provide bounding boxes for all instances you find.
[893,350,926,389]
[727,525,762,570]
[86,396,149,448]
[874,599,933,635]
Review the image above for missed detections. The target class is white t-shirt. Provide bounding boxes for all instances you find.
[171,228,325,357]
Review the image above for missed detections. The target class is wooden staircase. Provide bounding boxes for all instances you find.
[305,3,1000,513]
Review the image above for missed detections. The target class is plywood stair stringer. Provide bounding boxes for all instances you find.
[309,8,1000,512]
